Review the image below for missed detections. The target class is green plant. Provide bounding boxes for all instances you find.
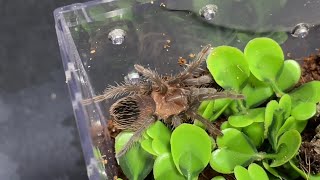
[206,37,320,179]
[115,121,213,180]
[171,124,212,179]
[115,132,154,180]
[234,163,269,180]
[114,37,320,180]
[93,147,108,180]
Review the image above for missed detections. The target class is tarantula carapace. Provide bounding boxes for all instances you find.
[82,44,244,157]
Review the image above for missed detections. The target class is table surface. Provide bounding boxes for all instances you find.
[0,0,90,179]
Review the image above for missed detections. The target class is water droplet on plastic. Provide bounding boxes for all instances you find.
[108,29,126,45]
[199,4,218,21]
[124,70,140,84]
[291,23,309,38]
[50,93,57,100]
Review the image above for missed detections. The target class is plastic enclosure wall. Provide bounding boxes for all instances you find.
[54,1,108,180]
[53,0,320,179]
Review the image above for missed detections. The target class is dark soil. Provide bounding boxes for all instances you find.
[299,119,320,175]
[298,51,320,175]
[90,121,126,180]
[298,49,320,84]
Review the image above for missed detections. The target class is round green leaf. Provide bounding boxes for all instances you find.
[243,122,265,148]
[220,121,232,130]
[310,175,320,180]
[211,176,226,180]
[228,108,265,127]
[247,163,269,180]
[210,148,255,174]
[144,121,171,156]
[276,60,301,91]
[291,102,317,121]
[171,124,212,178]
[115,132,154,180]
[147,121,171,141]
[210,128,257,173]
[234,166,250,180]
[207,46,250,91]
[296,121,308,133]
[220,121,242,131]
[234,163,269,180]
[244,37,284,82]
[268,107,287,150]
[152,138,170,155]
[276,116,296,138]
[179,152,205,179]
[217,128,257,154]
[153,153,185,180]
[141,139,157,156]
[270,130,301,167]
[264,100,279,138]
[278,94,292,119]
[242,74,274,108]
[289,81,320,105]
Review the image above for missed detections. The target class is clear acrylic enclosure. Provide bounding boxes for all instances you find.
[54,0,320,179]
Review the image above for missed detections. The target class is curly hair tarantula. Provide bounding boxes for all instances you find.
[82,44,244,157]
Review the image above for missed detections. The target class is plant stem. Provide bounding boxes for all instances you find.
[270,81,285,97]
[236,99,247,113]
[203,101,215,119]
[289,160,308,179]
[194,101,215,128]
[210,101,232,121]
[256,152,278,160]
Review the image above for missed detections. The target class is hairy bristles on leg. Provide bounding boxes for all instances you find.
[190,87,217,95]
[182,74,212,86]
[81,83,148,105]
[196,91,245,102]
[81,94,109,105]
[115,116,156,158]
[171,115,183,128]
[168,44,212,85]
[134,64,167,94]
[104,82,149,99]
[187,44,212,73]
[186,111,222,137]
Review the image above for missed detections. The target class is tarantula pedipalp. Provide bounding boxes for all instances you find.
[82,44,244,157]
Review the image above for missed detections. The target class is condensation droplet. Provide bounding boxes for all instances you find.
[108,29,126,45]
[50,93,57,100]
[124,70,140,85]
[291,23,309,38]
[199,4,218,21]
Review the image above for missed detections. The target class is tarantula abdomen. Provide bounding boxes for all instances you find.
[110,95,156,131]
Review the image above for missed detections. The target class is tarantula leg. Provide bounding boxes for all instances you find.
[171,115,183,128]
[115,116,156,158]
[134,64,168,94]
[168,44,212,85]
[197,91,245,101]
[81,83,149,105]
[182,74,212,86]
[186,110,222,137]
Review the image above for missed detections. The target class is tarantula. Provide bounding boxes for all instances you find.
[82,44,244,157]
